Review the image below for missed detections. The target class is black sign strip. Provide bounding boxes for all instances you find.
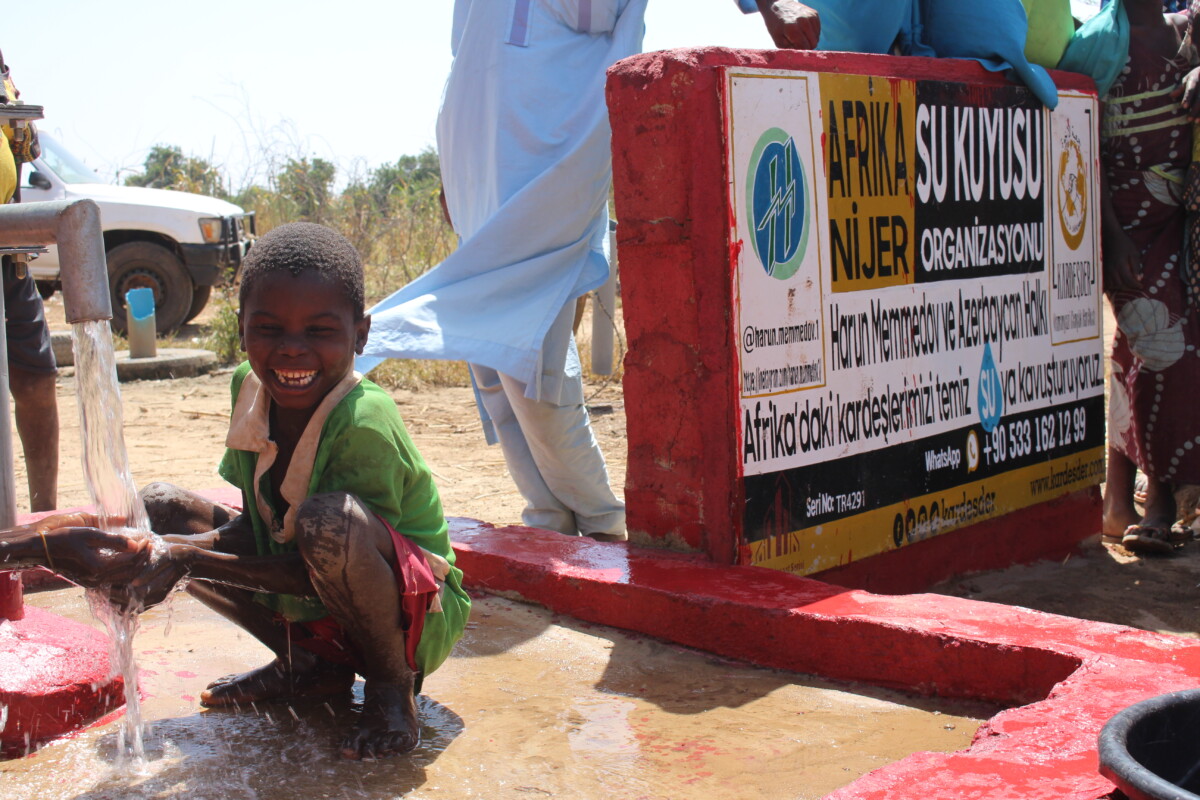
[742,394,1103,543]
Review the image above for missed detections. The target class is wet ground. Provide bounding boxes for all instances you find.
[2,586,993,800]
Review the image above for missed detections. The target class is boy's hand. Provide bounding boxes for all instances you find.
[123,544,192,610]
[41,527,150,589]
[756,0,820,50]
[19,511,103,535]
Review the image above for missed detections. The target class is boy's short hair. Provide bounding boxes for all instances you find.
[239,222,365,319]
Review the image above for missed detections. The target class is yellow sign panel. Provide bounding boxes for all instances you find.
[747,448,1104,575]
[820,73,917,293]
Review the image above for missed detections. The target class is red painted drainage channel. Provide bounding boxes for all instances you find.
[449,518,1200,800]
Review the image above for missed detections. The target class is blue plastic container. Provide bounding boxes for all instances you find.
[125,287,157,359]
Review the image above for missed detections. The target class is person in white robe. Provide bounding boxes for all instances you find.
[359,0,819,539]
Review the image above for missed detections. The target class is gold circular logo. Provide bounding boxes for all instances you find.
[1058,138,1087,251]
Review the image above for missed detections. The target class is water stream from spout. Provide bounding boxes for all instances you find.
[71,319,160,766]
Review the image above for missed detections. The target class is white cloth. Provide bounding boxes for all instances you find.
[224,369,362,544]
[357,0,645,538]
[469,301,624,537]
[357,0,649,401]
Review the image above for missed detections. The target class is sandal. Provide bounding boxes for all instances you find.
[1169,522,1197,544]
[1121,524,1179,556]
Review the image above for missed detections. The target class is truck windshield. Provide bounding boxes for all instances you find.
[35,134,104,184]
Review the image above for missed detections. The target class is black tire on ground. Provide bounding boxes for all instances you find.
[184,284,212,324]
[35,281,57,300]
[106,241,194,335]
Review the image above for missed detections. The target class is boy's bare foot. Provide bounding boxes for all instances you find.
[200,658,355,708]
[339,682,420,760]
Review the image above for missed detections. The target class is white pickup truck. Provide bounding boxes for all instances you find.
[22,133,254,333]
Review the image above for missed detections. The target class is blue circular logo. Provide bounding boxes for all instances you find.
[748,128,809,280]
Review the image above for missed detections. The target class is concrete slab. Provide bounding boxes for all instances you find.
[48,330,71,367]
[110,348,218,381]
[50,330,217,380]
[5,586,987,799]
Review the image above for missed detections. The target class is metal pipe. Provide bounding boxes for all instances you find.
[0,281,14,532]
[0,199,112,323]
[0,199,111,619]
[591,221,618,376]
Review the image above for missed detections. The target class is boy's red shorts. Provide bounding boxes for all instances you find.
[281,517,440,674]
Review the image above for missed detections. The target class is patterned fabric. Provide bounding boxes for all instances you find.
[1184,1,1200,310]
[1104,20,1200,484]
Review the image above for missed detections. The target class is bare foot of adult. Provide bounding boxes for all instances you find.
[1103,448,1139,542]
[200,657,355,708]
[340,681,420,760]
[1102,497,1141,542]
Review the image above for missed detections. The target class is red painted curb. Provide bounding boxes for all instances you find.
[449,518,1200,800]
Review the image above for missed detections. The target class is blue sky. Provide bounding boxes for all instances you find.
[6,2,778,188]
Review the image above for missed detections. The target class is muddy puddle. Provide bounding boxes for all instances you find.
[2,588,995,799]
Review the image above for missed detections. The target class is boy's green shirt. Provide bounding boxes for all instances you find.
[218,361,469,676]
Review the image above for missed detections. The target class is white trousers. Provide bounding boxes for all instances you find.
[469,362,625,539]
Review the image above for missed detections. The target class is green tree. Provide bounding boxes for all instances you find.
[339,148,450,292]
[363,147,441,209]
[277,156,336,222]
[125,145,225,197]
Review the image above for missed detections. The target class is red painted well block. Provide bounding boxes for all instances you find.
[2,507,140,756]
[0,605,123,755]
[0,572,22,621]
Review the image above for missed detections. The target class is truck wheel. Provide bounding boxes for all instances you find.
[107,241,194,336]
[184,285,212,324]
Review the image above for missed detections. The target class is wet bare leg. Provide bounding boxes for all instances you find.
[295,492,419,759]
[141,482,239,540]
[188,581,354,708]
[140,483,353,705]
[1103,447,1140,539]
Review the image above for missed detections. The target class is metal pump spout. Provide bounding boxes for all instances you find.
[0,197,111,544]
[0,198,112,322]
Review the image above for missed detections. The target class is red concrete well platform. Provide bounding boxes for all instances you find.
[0,514,124,756]
[450,518,1200,800]
[0,591,123,756]
[13,497,1197,796]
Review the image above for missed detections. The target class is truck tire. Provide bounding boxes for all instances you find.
[107,241,194,335]
[184,285,212,324]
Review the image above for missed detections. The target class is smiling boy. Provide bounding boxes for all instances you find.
[130,222,470,758]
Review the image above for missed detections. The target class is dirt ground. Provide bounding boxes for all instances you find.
[21,294,1200,642]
